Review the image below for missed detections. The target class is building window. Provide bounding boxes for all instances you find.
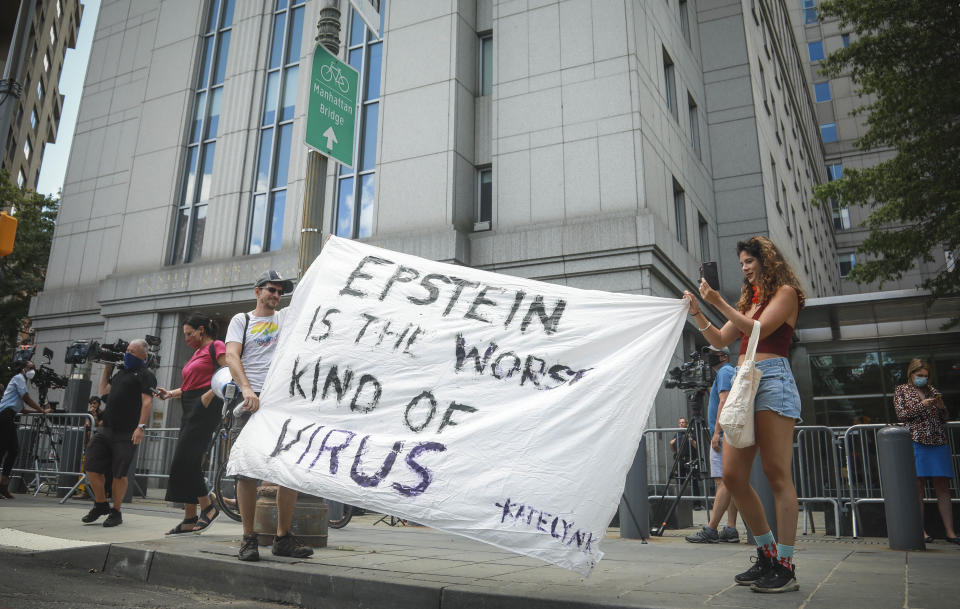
[475,167,492,230]
[698,214,709,262]
[30,110,37,129]
[687,93,700,159]
[43,52,50,73]
[803,0,818,24]
[759,64,769,113]
[663,49,677,120]
[169,0,235,265]
[17,170,25,188]
[37,81,43,100]
[828,163,843,181]
[335,1,385,239]
[808,40,825,62]
[837,252,855,277]
[820,122,838,143]
[23,138,31,160]
[479,34,492,96]
[49,24,56,45]
[247,0,305,255]
[673,179,687,248]
[57,0,62,19]
[814,82,831,102]
[832,200,851,231]
[842,33,851,48]
[678,0,691,46]
[771,156,782,214]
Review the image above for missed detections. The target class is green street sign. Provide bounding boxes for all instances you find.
[305,44,359,167]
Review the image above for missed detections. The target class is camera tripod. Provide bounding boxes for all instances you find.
[24,406,62,496]
[652,391,709,536]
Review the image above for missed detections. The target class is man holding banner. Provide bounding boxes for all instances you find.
[226,237,688,575]
[224,270,313,562]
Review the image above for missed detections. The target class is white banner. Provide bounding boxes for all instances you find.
[227,236,687,575]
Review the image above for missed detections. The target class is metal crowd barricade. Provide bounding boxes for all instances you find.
[642,425,711,514]
[11,411,95,503]
[793,425,844,537]
[128,427,180,497]
[842,422,960,538]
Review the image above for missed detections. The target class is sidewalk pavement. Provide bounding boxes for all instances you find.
[1,494,956,609]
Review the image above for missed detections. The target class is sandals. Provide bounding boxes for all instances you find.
[193,503,220,531]
[166,516,199,535]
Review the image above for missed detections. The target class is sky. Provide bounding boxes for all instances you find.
[36,0,101,198]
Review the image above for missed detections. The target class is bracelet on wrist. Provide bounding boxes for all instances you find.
[698,321,712,332]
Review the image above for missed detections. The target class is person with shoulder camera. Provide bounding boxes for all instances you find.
[686,345,740,543]
[225,270,313,562]
[1,361,54,499]
[81,340,156,525]
[684,236,804,593]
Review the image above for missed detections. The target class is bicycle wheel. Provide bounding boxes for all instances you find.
[327,501,352,529]
[214,456,242,522]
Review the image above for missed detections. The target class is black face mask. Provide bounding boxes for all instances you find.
[706,353,724,367]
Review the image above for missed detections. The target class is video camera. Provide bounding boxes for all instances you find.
[664,347,719,392]
[64,335,162,370]
[11,345,68,408]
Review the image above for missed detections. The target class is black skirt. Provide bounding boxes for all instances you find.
[164,389,223,504]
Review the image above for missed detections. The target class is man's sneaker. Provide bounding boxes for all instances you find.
[685,526,719,543]
[734,547,775,586]
[718,526,740,543]
[238,533,260,562]
[103,509,123,527]
[751,561,799,593]
[271,533,314,558]
[81,501,111,523]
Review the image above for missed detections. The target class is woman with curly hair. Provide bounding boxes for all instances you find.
[684,236,804,593]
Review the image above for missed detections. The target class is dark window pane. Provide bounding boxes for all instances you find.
[206,0,221,33]
[182,146,199,203]
[810,352,881,396]
[188,205,208,262]
[198,142,216,201]
[336,177,355,237]
[280,66,298,122]
[479,169,492,223]
[286,6,304,65]
[358,174,374,237]
[249,193,267,254]
[273,124,292,187]
[350,11,365,46]
[214,30,231,85]
[221,0,234,27]
[199,36,214,89]
[256,128,273,192]
[269,13,286,70]
[190,91,206,142]
[263,71,279,125]
[480,36,492,96]
[814,82,831,103]
[205,87,222,139]
[365,42,381,100]
[268,190,285,251]
[360,103,378,171]
[349,48,362,73]
[171,207,190,264]
[815,397,890,427]
[275,0,288,10]
[808,40,825,62]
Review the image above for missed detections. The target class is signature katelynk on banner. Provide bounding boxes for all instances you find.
[227,236,687,575]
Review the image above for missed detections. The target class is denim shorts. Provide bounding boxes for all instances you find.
[735,357,803,423]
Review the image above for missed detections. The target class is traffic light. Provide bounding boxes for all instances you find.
[0,211,17,256]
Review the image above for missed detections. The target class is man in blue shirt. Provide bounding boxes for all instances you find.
[686,346,739,543]
[0,361,54,498]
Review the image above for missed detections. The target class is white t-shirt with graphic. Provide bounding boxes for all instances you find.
[225,308,288,392]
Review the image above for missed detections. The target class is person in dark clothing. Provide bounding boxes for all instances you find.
[81,340,156,526]
[1,361,53,498]
[670,417,703,508]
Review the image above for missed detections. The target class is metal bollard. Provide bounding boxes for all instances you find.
[620,436,650,539]
[877,425,924,550]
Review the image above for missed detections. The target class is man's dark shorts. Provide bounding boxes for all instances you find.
[85,427,135,478]
[231,408,256,481]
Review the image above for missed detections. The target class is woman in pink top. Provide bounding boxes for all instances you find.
[156,313,227,534]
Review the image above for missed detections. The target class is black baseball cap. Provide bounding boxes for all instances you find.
[254,270,294,294]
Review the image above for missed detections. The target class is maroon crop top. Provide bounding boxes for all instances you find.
[738,302,794,358]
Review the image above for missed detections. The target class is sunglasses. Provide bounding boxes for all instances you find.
[261,286,283,295]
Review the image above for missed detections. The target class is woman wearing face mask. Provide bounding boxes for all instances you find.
[156,313,226,533]
[0,361,53,498]
[894,358,957,544]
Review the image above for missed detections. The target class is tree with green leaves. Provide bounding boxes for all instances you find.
[813,0,960,318]
[0,171,59,374]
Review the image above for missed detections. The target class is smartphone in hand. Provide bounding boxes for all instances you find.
[700,261,720,291]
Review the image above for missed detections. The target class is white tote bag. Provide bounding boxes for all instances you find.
[718,320,763,448]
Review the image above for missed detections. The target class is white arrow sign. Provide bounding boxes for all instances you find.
[322,127,338,151]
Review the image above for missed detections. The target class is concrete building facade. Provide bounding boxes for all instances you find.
[1,0,82,191]
[31,0,838,428]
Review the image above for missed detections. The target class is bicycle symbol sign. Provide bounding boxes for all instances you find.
[306,45,359,167]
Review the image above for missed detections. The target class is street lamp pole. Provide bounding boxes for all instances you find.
[298,0,342,280]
